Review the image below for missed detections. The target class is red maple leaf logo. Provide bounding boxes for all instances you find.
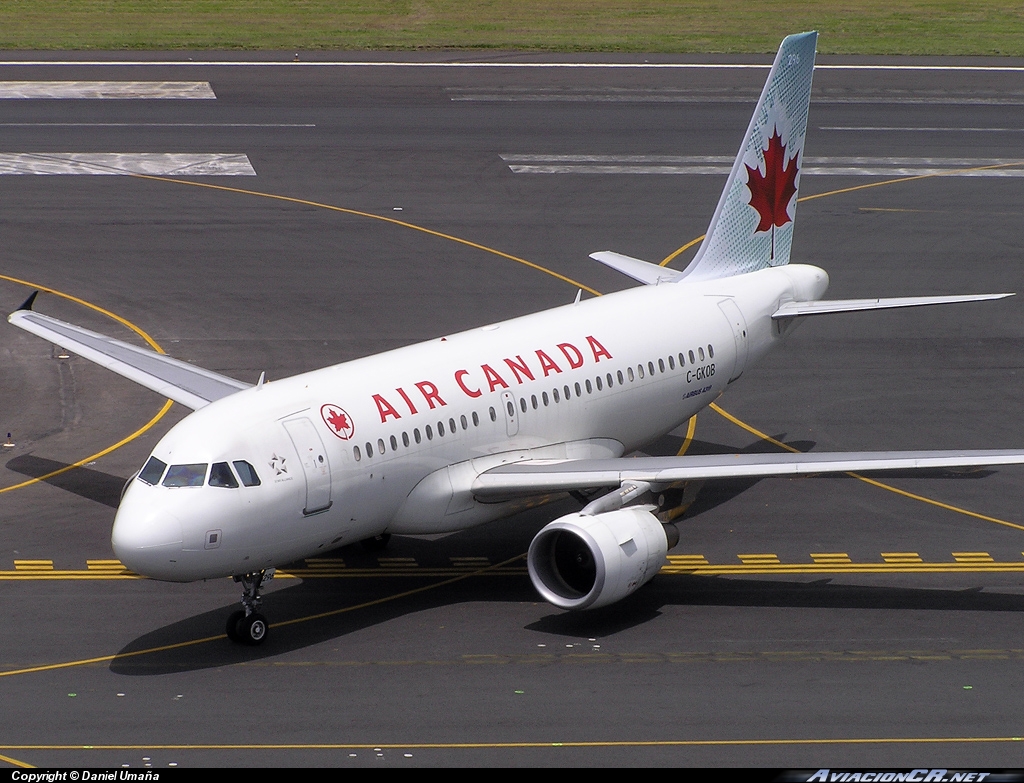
[745,127,799,259]
[320,404,354,440]
[327,410,349,433]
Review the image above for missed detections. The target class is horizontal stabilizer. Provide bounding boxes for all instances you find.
[589,251,683,285]
[8,306,251,410]
[772,292,1014,319]
[473,449,1024,497]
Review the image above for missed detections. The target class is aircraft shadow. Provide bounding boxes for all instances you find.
[109,534,1024,676]
[5,454,126,508]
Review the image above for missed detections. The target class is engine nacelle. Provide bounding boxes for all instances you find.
[527,507,670,611]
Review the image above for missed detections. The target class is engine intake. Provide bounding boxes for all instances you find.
[527,507,671,610]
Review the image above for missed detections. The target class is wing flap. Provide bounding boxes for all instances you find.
[772,293,1013,319]
[9,307,250,410]
[472,450,1024,497]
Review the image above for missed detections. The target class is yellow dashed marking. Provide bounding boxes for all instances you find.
[811,553,852,564]
[738,554,781,565]
[953,552,995,563]
[667,554,710,566]
[13,560,52,571]
[881,552,924,563]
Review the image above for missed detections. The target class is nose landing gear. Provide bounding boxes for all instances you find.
[226,568,274,645]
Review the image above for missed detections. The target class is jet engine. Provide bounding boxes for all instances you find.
[527,507,674,610]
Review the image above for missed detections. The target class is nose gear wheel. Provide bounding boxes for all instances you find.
[227,568,274,645]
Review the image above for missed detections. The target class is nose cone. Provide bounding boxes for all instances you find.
[112,485,184,580]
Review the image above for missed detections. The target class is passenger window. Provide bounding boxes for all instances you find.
[543,391,549,406]
[162,463,208,488]
[426,425,434,440]
[209,462,239,489]
[461,415,468,430]
[553,388,560,403]
[520,398,527,413]
[414,428,422,444]
[378,438,386,453]
[698,347,705,361]
[489,407,496,422]
[562,384,570,399]
[668,355,675,370]
[138,456,167,486]
[708,344,715,359]
[402,432,410,447]
[233,461,261,486]
[627,367,634,382]
[617,370,623,385]
[531,395,538,410]
[586,379,593,394]
[659,358,665,373]
[365,442,373,457]
[472,412,479,426]
[438,421,445,436]
[506,401,514,417]
[608,373,614,388]
[638,365,644,379]
[689,350,696,364]
[648,361,656,375]
[450,417,457,433]
[679,352,686,367]
[354,446,361,461]
[390,435,398,451]
[595,377,601,391]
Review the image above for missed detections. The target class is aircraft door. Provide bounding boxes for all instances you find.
[283,417,333,515]
[500,390,519,437]
[717,298,749,382]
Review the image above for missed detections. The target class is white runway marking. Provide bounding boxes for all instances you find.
[451,88,1024,105]
[501,154,1024,177]
[0,153,256,176]
[0,81,215,99]
[824,126,1024,133]
[0,123,314,128]
[1,61,1024,72]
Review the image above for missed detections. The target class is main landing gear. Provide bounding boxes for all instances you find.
[226,568,274,645]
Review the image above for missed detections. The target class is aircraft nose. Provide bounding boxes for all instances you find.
[111,498,184,579]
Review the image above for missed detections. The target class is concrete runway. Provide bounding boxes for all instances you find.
[2,52,1024,767]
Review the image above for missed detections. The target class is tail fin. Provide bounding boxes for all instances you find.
[681,31,817,282]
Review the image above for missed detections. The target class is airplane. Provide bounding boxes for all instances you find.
[8,31,1024,646]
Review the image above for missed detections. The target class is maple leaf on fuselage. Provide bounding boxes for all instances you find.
[327,409,350,433]
[745,127,799,233]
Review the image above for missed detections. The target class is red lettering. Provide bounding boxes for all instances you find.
[503,355,535,384]
[535,349,562,376]
[396,387,418,415]
[455,369,482,398]
[586,335,613,362]
[558,342,584,369]
[415,380,447,409]
[481,364,509,392]
[373,394,401,423]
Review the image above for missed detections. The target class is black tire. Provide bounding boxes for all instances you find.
[226,610,245,643]
[360,533,391,552]
[238,612,269,646]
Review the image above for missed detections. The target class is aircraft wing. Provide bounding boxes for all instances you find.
[472,450,1024,497]
[772,293,1013,318]
[8,293,251,410]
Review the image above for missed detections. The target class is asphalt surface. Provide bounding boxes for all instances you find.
[2,53,1024,768]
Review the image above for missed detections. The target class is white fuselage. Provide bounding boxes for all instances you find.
[112,264,828,581]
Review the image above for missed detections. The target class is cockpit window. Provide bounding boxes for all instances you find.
[209,462,239,488]
[162,463,208,487]
[138,456,167,486]
[232,460,261,487]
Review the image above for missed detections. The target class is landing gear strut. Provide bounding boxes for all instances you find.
[226,568,274,645]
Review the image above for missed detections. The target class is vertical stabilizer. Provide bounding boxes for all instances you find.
[680,31,817,281]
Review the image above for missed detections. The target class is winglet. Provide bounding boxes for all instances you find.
[16,291,39,312]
